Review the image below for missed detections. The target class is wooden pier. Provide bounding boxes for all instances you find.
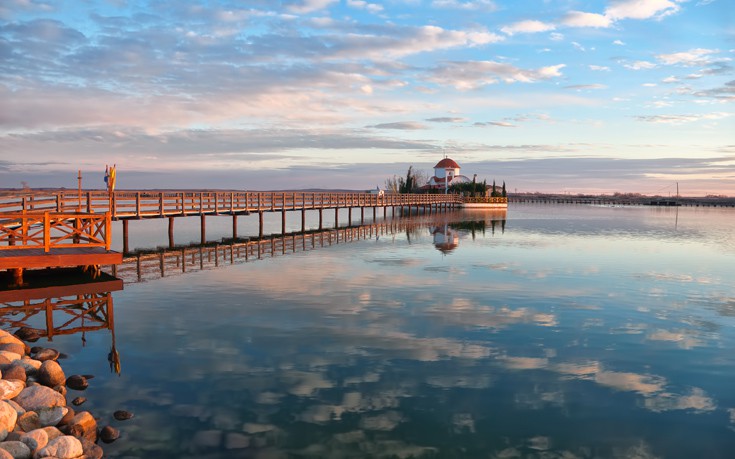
[1,190,462,255]
[0,211,121,281]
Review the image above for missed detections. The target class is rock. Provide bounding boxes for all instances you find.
[58,407,74,427]
[41,427,63,442]
[20,428,48,455]
[29,347,42,355]
[0,380,25,400]
[0,351,21,364]
[34,435,83,459]
[113,410,134,421]
[38,407,67,427]
[33,349,59,362]
[71,397,86,406]
[16,358,41,374]
[5,400,24,417]
[79,437,104,459]
[53,385,67,397]
[0,441,31,459]
[4,432,21,442]
[0,449,11,459]
[17,411,40,432]
[65,375,88,391]
[68,411,96,443]
[0,355,11,366]
[0,343,25,357]
[99,425,120,443]
[13,328,42,343]
[12,385,66,412]
[37,361,65,388]
[0,401,18,434]
[2,365,26,382]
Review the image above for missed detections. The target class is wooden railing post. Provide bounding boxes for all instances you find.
[159,192,164,216]
[105,212,111,251]
[44,211,50,252]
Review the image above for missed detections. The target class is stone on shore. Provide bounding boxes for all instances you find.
[32,349,59,362]
[0,343,25,357]
[113,410,134,421]
[1,366,26,383]
[0,402,18,434]
[65,375,88,391]
[67,411,97,443]
[70,397,85,406]
[0,440,30,459]
[37,361,65,388]
[0,380,24,400]
[0,449,11,459]
[99,425,120,443]
[20,428,48,454]
[34,435,83,459]
[12,386,66,412]
[37,407,67,428]
[0,352,20,365]
[17,411,40,432]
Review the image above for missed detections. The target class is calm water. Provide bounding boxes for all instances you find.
[5,204,735,458]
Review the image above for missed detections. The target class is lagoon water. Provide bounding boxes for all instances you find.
[5,204,735,458]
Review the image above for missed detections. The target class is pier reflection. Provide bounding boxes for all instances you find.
[110,211,507,283]
[0,269,122,374]
[431,211,507,253]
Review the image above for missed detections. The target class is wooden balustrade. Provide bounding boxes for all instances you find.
[1,190,463,220]
[0,212,112,252]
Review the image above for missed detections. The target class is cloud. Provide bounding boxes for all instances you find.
[368,122,428,130]
[605,0,682,21]
[564,84,607,90]
[346,0,384,14]
[431,0,498,11]
[694,80,735,101]
[561,11,612,28]
[656,48,720,66]
[500,20,556,36]
[425,61,565,90]
[625,60,657,70]
[635,112,732,124]
[425,117,466,123]
[284,0,339,14]
[475,121,516,127]
[613,40,626,45]
[589,65,610,71]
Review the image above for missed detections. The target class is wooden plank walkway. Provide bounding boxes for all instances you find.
[0,247,122,270]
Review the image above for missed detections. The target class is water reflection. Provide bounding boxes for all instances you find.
[5,206,735,458]
[0,269,122,374]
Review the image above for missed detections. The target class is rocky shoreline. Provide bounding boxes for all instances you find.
[0,328,126,459]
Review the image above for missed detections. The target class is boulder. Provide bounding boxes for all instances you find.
[0,343,25,357]
[71,397,86,406]
[65,375,88,391]
[0,441,31,459]
[2,365,26,382]
[0,448,11,459]
[12,328,42,343]
[37,361,65,388]
[33,349,59,362]
[99,425,120,443]
[17,411,40,432]
[12,386,66,412]
[41,427,63,442]
[68,411,96,443]
[79,437,104,459]
[0,351,20,364]
[20,428,49,454]
[113,410,134,421]
[0,380,25,400]
[0,401,18,434]
[38,407,67,427]
[33,435,83,459]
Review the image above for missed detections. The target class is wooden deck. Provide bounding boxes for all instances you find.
[0,247,122,270]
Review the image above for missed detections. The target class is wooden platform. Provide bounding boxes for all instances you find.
[0,247,122,270]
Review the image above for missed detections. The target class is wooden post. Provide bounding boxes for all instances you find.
[281,210,286,235]
[334,208,339,228]
[159,192,164,216]
[200,214,206,244]
[361,207,364,224]
[373,207,376,221]
[168,217,175,248]
[318,209,323,229]
[136,192,141,218]
[105,213,111,251]
[348,207,352,225]
[86,192,92,213]
[232,215,238,239]
[122,219,129,254]
[301,209,306,232]
[259,212,264,237]
[44,212,50,252]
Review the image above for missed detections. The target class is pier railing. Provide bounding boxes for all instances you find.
[0,190,462,219]
[0,212,112,252]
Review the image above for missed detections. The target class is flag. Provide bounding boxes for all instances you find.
[109,165,116,192]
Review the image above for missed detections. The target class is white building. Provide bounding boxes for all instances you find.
[425,157,471,191]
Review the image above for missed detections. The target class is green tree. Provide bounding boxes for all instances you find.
[502,181,507,198]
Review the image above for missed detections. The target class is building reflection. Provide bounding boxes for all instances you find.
[431,210,506,253]
[0,269,122,374]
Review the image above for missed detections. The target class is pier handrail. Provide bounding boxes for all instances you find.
[0,212,112,252]
[1,190,464,218]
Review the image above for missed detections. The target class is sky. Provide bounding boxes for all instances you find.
[0,0,733,196]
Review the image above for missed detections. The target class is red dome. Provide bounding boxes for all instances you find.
[434,157,460,169]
